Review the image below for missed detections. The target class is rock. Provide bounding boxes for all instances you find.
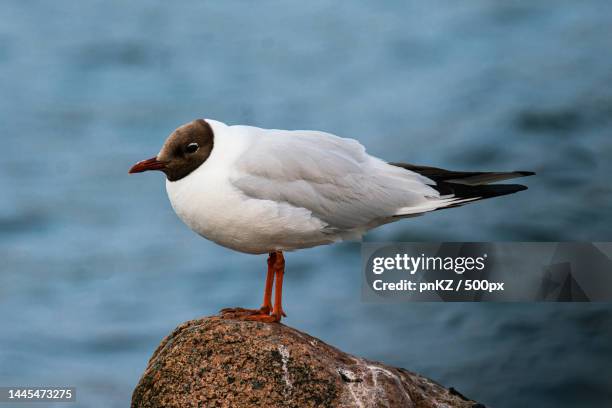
[132,316,482,408]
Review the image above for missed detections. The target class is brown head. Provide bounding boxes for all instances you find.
[129,119,214,182]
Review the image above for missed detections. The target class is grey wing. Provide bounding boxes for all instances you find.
[230,130,441,231]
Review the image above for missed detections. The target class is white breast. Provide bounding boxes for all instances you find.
[165,120,337,254]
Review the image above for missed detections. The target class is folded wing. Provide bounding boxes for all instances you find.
[230,129,440,231]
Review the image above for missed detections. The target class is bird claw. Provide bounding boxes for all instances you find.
[219,306,283,323]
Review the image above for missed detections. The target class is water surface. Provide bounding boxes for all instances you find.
[1,1,611,407]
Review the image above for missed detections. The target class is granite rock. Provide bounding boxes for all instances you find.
[132,316,482,408]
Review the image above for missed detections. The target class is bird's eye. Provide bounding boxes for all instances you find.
[185,143,199,154]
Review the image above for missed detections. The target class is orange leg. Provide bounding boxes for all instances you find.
[220,251,286,323]
[259,252,275,314]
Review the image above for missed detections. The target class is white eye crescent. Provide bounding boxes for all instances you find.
[186,143,199,154]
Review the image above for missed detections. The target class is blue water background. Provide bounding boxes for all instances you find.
[1,1,612,407]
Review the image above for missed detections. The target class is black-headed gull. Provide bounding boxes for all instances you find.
[129,119,533,322]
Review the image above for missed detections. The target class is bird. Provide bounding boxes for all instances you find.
[129,119,534,323]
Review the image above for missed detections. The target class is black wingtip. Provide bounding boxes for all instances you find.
[434,182,529,202]
[475,183,528,196]
[515,171,536,177]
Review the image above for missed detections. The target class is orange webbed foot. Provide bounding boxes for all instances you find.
[242,312,283,323]
[219,307,283,323]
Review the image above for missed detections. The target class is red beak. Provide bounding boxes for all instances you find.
[129,157,167,174]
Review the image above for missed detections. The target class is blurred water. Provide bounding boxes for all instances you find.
[1,1,612,407]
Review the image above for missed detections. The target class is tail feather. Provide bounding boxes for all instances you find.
[390,162,534,215]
